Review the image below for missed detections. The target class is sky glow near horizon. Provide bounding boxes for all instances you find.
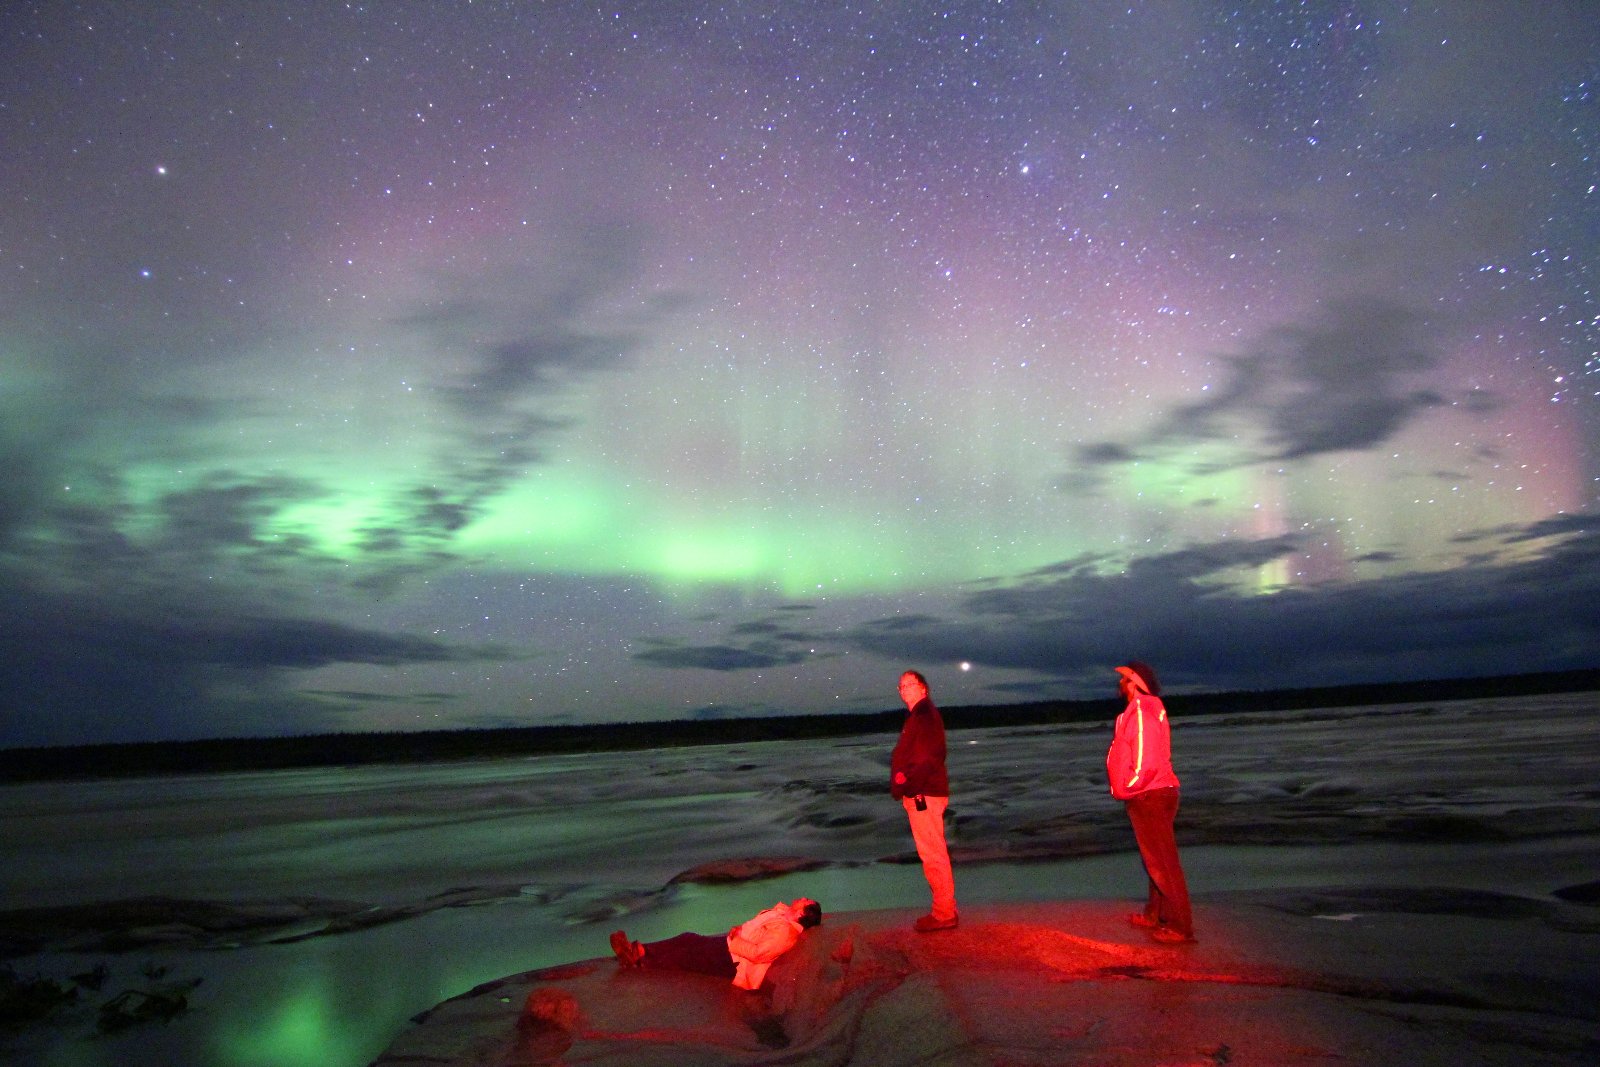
[3,2,1598,746]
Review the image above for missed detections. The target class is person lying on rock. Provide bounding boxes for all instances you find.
[609,898,822,990]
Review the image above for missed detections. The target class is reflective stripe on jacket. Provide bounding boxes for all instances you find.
[1106,693,1180,799]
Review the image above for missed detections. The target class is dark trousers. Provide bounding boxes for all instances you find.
[1124,787,1193,936]
[640,932,736,979]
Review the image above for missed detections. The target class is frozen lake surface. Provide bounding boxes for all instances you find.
[2,692,1597,1066]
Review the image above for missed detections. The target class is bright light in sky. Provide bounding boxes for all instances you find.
[1,3,1596,746]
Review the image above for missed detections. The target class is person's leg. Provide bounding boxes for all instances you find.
[1124,795,1165,922]
[1149,788,1193,935]
[904,795,957,922]
[1122,873,1159,929]
[1125,789,1193,938]
[638,932,738,978]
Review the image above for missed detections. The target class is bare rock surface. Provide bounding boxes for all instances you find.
[369,888,1599,1066]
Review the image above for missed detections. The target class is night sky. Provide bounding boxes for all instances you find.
[4,2,1597,747]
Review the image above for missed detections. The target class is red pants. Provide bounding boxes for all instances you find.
[903,795,957,921]
[1124,787,1193,937]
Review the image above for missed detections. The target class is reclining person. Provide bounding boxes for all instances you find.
[610,898,822,990]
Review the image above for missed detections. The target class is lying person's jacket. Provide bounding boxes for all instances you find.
[726,902,807,989]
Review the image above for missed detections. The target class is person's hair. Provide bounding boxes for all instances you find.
[798,901,823,928]
[901,669,928,689]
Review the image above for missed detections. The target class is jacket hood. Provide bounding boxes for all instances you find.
[1116,661,1161,697]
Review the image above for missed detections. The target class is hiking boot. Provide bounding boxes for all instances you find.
[913,913,958,932]
[609,930,644,966]
[1150,926,1195,944]
[1126,912,1159,929]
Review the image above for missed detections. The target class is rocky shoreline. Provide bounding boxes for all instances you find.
[369,887,1600,1066]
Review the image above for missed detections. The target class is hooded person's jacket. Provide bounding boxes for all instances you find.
[1106,692,1180,800]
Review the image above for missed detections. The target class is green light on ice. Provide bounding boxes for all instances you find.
[218,984,367,1067]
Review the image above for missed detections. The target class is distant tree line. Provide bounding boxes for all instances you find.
[2,668,1595,784]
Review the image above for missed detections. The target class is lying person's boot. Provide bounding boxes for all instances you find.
[913,913,958,932]
[609,930,644,966]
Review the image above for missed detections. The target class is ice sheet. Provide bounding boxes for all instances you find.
[2,692,1596,1066]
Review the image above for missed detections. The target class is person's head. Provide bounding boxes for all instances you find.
[898,670,929,707]
[792,898,822,928]
[1115,661,1161,698]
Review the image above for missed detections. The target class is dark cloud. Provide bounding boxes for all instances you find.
[352,220,692,565]
[473,331,636,404]
[1075,441,1138,466]
[360,480,508,554]
[413,220,685,421]
[0,465,496,746]
[0,571,478,746]
[633,642,811,672]
[843,514,1600,698]
[1071,299,1469,478]
[632,607,833,672]
[0,341,238,555]
[303,689,457,706]
[1503,511,1600,543]
[155,475,323,559]
[728,620,814,643]
[0,470,499,743]
[1178,299,1443,462]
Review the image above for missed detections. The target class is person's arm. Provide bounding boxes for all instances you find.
[728,913,801,964]
[1125,696,1148,790]
[1106,701,1143,797]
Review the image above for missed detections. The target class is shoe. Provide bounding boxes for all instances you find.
[913,913,959,932]
[1126,912,1159,929]
[1149,926,1195,944]
[609,930,644,966]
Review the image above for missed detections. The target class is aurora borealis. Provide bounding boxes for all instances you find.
[3,2,1597,746]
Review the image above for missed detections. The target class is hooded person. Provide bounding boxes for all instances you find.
[609,899,822,990]
[1106,661,1195,943]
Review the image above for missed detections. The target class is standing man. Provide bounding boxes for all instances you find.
[1106,661,1195,943]
[891,669,958,931]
